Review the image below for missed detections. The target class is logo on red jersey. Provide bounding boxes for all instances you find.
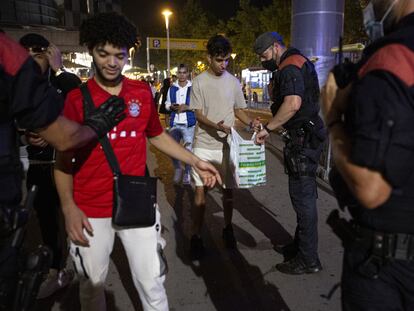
[128,99,141,117]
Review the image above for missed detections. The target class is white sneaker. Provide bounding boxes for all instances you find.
[182,172,191,185]
[37,268,74,299]
[173,168,182,184]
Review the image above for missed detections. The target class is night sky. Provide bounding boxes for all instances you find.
[122,0,272,38]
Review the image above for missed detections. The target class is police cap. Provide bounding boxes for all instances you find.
[19,33,49,49]
[254,31,284,55]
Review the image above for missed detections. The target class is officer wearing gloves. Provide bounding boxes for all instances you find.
[322,1,414,309]
[254,31,326,275]
[0,31,125,309]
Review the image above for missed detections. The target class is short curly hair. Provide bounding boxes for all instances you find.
[207,35,232,57]
[80,12,137,50]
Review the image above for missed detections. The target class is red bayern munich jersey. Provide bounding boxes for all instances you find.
[63,77,163,217]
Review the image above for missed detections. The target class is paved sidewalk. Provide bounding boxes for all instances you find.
[28,124,343,311]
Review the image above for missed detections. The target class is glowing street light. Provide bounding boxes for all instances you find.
[230,53,237,74]
[129,47,135,68]
[162,9,173,77]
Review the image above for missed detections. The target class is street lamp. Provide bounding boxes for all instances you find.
[230,53,237,75]
[162,9,173,77]
[129,47,135,68]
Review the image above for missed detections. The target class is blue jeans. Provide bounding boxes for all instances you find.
[169,124,195,174]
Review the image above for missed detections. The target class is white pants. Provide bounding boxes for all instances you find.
[70,209,168,311]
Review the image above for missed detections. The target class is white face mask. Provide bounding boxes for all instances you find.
[363,0,398,41]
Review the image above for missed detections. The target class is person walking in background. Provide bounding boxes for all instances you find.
[189,35,261,260]
[165,64,195,185]
[19,33,81,299]
[158,77,171,129]
[322,1,414,309]
[254,31,326,275]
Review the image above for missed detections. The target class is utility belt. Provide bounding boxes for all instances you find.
[327,210,414,279]
[28,160,54,166]
[282,120,324,177]
[283,145,315,178]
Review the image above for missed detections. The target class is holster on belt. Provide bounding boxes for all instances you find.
[327,209,414,279]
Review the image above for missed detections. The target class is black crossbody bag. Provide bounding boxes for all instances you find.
[80,84,157,228]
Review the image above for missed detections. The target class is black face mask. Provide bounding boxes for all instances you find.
[261,59,278,72]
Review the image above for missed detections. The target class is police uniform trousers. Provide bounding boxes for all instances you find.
[287,145,322,264]
[341,243,414,311]
[26,164,64,270]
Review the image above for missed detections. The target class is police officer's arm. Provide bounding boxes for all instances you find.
[0,35,92,151]
[149,131,222,187]
[256,66,304,143]
[1,34,124,152]
[265,95,302,131]
[36,116,97,152]
[54,151,93,246]
[322,73,392,209]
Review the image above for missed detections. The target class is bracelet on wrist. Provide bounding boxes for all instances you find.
[263,123,272,133]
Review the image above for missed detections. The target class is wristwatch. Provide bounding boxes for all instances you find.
[55,66,66,77]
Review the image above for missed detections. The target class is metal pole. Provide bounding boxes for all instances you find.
[166,18,170,77]
[146,37,150,73]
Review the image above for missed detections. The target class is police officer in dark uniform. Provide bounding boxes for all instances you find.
[254,31,326,275]
[322,1,414,309]
[0,32,125,309]
[19,33,82,298]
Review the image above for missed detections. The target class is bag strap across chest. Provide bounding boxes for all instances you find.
[79,83,150,177]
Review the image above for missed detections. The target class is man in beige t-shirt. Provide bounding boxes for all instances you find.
[189,35,260,260]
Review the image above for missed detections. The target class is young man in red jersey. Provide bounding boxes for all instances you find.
[54,12,221,311]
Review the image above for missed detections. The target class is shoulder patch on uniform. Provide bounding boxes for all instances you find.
[358,44,414,86]
[0,33,29,76]
[279,54,307,70]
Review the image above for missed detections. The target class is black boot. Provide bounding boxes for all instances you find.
[276,256,322,275]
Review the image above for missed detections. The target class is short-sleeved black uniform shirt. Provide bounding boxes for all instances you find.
[272,47,321,130]
[342,13,414,233]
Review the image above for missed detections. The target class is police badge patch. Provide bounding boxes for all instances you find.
[128,99,141,117]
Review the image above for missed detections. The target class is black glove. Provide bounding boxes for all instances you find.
[84,96,126,138]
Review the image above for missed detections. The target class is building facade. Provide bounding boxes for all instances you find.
[0,0,60,27]
[64,0,121,29]
[0,0,122,29]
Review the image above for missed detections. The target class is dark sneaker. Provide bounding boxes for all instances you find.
[276,256,322,275]
[190,235,204,260]
[222,225,237,249]
[274,242,298,261]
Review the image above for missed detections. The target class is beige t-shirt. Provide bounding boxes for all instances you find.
[190,70,246,150]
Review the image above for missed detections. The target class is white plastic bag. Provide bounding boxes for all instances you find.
[229,127,266,188]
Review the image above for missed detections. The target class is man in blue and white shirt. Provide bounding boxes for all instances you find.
[166,64,196,184]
